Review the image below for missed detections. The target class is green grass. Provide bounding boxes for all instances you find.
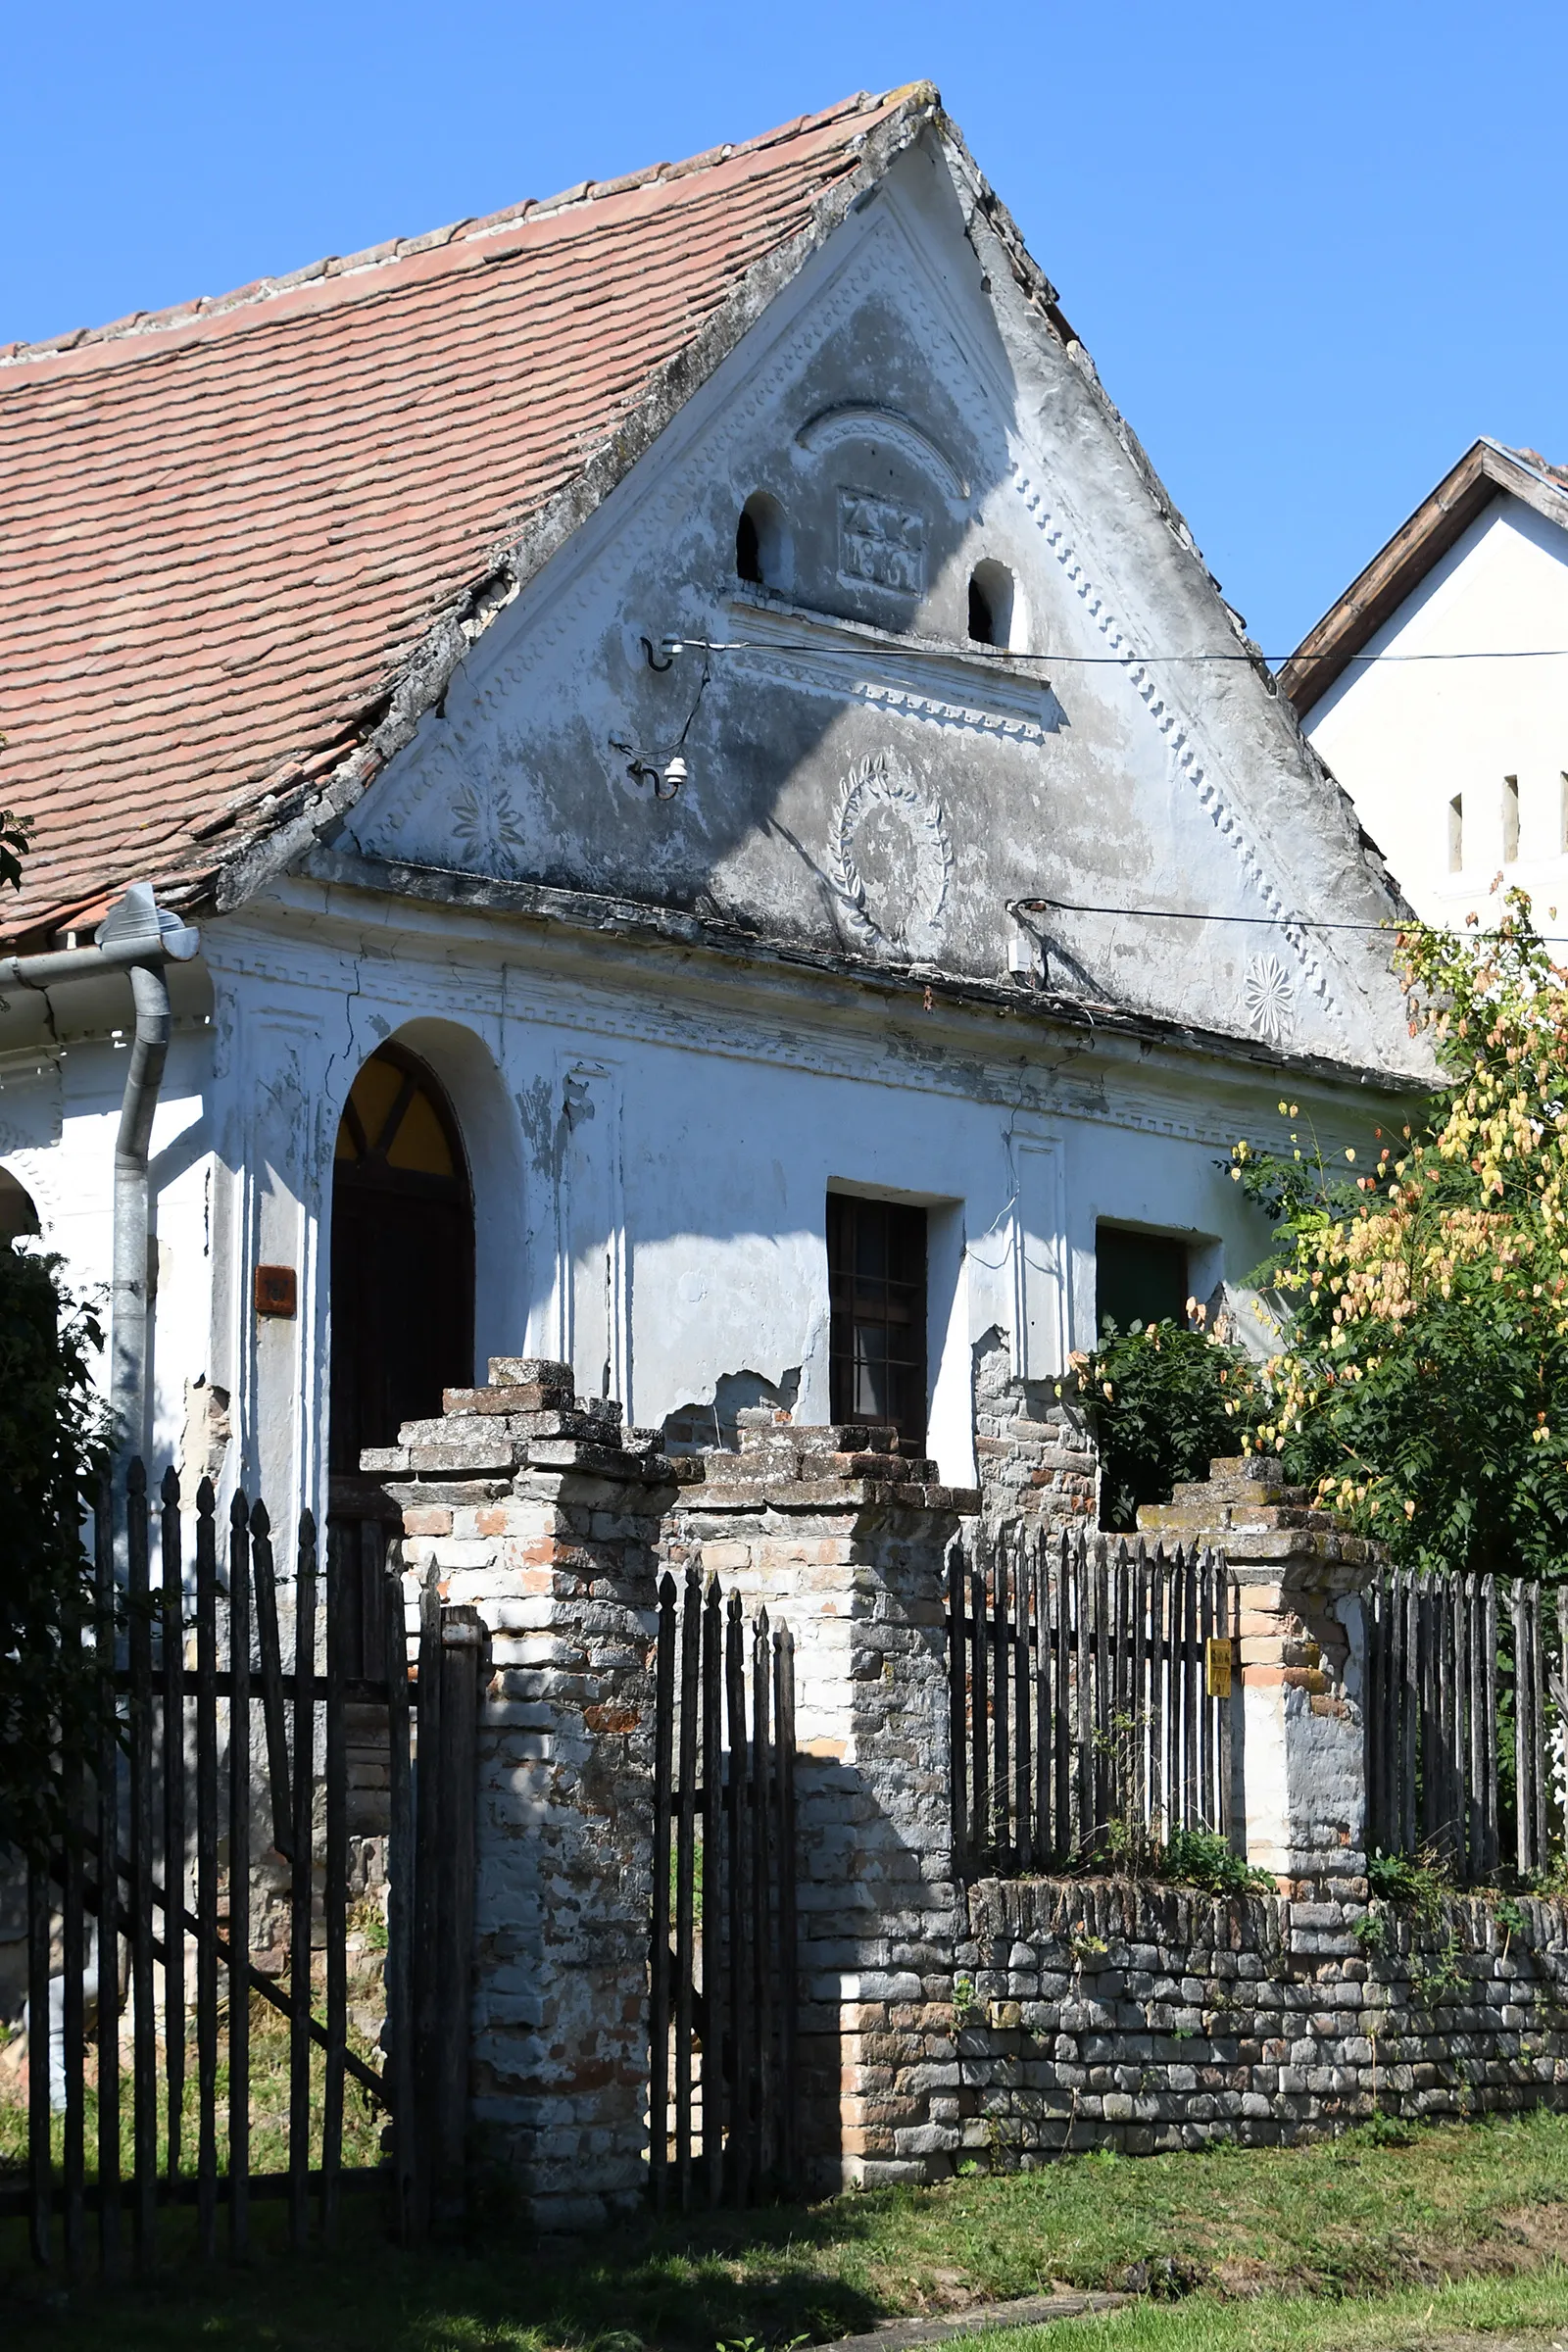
[0,1984,384,2183]
[958,2269,1568,2350]
[1,2109,1566,2350]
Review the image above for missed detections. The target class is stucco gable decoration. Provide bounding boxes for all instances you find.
[1006,459,1342,1037]
[724,598,1061,745]
[827,750,952,956]
[1243,953,1297,1046]
[795,403,971,504]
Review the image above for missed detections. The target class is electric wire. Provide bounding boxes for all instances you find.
[1009,896,1568,947]
[643,636,1568,939]
[669,635,1568,668]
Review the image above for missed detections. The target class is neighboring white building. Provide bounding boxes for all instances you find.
[0,83,1427,1549]
[1284,438,1568,928]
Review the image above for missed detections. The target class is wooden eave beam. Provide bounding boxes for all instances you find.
[1280,441,1568,715]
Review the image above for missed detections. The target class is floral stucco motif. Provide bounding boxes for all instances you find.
[1243,952,1297,1045]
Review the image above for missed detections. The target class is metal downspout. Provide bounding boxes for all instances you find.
[0,883,200,1464]
[111,960,172,1464]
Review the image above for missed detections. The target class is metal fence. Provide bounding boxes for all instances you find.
[948,1529,1235,1877]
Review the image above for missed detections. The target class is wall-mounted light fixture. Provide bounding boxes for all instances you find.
[1004,900,1048,988]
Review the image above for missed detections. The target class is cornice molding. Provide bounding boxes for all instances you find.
[289,848,1428,1102]
[721,594,1060,742]
[211,885,1411,1162]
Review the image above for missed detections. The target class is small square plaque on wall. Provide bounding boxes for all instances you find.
[254,1264,297,1319]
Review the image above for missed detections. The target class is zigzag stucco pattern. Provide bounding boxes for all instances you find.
[1009,461,1343,1037]
[366,190,1367,1056]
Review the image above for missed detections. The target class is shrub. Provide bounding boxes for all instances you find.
[1072,1316,1264,1533]
[1235,891,1568,1576]
[1159,1826,1274,1898]
[1366,1846,1451,1929]
[0,1241,111,1859]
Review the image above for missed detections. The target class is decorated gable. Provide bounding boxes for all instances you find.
[340,135,1409,1073]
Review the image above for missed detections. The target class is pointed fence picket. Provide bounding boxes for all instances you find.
[947,1527,1235,1876]
[1363,1566,1566,1882]
[11,1461,482,2274]
[649,1569,798,2213]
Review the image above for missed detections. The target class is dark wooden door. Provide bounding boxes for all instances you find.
[329,1047,474,1474]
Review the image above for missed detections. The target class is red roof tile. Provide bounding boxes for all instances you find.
[0,85,934,943]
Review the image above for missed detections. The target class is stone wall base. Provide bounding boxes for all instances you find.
[946,1877,1568,2163]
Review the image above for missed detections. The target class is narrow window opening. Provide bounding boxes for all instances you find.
[1448,793,1464,873]
[967,559,1015,650]
[1503,775,1521,864]
[735,492,789,591]
[827,1194,927,1448]
[1095,1223,1190,1339]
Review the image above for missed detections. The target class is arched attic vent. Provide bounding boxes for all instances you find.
[736,492,791,591]
[968,560,1018,651]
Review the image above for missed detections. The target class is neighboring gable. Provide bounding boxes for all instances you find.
[341,129,1418,1076]
[1301,489,1568,926]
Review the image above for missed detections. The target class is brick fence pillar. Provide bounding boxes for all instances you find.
[1140,1454,1378,1899]
[664,1412,977,2190]
[365,1358,674,2231]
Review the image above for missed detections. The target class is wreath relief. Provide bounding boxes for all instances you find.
[827,750,953,956]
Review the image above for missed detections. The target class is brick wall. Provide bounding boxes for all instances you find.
[371,1358,672,2231]
[971,1332,1096,1538]
[662,1408,975,2191]
[368,1377,1568,2217]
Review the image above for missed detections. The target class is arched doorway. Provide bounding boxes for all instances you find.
[328,1046,474,1670]
[329,1043,475,1470]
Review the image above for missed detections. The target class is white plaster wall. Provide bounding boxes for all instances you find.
[1306,494,1568,927]
[128,899,1372,1531]
[0,885,1399,1552]
[0,1027,214,1475]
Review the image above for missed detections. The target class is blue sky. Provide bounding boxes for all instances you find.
[6,2,1563,654]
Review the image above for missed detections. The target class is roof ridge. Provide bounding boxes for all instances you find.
[1494,437,1568,490]
[0,84,910,372]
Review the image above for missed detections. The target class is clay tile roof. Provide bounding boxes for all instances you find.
[0,84,936,945]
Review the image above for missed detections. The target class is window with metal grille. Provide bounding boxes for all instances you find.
[827,1194,928,1446]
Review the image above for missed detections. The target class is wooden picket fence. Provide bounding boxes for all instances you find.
[7,1461,480,2275]
[1364,1568,1567,1883]
[650,1568,798,2213]
[948,1529,1235,1875]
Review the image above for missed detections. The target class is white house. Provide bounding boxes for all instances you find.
[0,82,1426,1551]
[1284,438,1568,929]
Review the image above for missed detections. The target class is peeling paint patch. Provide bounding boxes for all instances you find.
[663,1363,801,1453]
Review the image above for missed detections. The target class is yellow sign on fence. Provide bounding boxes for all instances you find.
[1204,1637,1233,1698]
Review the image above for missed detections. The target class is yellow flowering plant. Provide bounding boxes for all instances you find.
[1235,888,1568,1574]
